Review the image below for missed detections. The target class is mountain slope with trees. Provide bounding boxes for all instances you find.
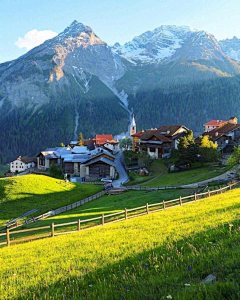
[0,21,240,163]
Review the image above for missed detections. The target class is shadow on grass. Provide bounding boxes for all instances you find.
[12,217,240,300]
[0,181,102,228]
[16,189,191,230]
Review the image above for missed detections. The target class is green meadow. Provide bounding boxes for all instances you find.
[0,175,102,228]
[8,188,190,236]
[142,165,229,187]
[0,188,239,299]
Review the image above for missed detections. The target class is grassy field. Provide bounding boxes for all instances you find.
[126,160,168,185]
[12,189,191,231]
[142,165,229,187]
[0,175,102,228]
[0,188,239,299]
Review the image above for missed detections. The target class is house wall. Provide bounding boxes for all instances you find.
[10,160,27,173]
[37,154,51,171]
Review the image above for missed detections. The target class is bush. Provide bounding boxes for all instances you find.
[49,163,63,178]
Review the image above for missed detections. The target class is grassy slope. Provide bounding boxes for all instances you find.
[127,160,168,186]
[15,189,191,230]
[0,188,239,299]
[143,165,228,187]
[0,175,102,227]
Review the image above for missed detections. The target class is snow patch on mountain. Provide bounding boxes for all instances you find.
[219,37,240,62]
[112,25,198,63]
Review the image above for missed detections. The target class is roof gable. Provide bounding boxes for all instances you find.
[158,125,188,136]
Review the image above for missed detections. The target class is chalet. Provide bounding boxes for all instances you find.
[136,125,189,159]
[10,156,37,173]
[69,139,95,150]
[132,131,145,152]
[93,134,119,153]
[204,120,227,132]
[197,122,240,150]
[37,148,64,171]
[203,117,238,132]
[37,146,116,179]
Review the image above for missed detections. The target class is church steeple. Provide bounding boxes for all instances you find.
[130,114,136,136]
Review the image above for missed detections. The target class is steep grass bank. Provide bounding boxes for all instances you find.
[0,175,102,227]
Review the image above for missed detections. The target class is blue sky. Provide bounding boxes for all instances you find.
[0,0,240,63]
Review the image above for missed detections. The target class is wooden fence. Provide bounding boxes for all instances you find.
[0,182,239,248]
[5,190,107,230]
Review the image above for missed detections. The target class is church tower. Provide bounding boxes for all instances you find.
[129,114,136,136]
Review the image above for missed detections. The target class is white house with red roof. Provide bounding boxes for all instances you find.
[204,120,227,132]
[93,134,119,153]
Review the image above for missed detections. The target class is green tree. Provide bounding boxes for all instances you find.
[177,131,196,163]
[228,145,240,166]
[77,132,84,146]
[49,163,63,178]
[120,138,132,150]
[198,135,220,162]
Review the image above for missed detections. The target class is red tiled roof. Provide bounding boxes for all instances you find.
[107,139,119,144]
[95,134,113,145]
[132,131,145,137]
[204,120,227,126]
[200,123,240,141]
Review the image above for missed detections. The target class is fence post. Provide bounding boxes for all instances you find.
[220,187,222,194]
[125,208,127,220]
[6,229,10,247]
[146,203,149,214]
[194,193,197,201]
[179,196,182,206]
[77,219,81,231]
[163,201,165,210]
[229,184,232,190]
[51,222,55,237]
[102,214,104,225]
[208,190,210,198]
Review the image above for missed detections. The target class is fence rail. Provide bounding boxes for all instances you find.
[5,190,107,230]
[1,181,239,248]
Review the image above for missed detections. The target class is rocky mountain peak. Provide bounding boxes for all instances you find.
[219,36,240,61]
[55,20,106,47]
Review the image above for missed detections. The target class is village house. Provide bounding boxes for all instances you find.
[197,117,240,150]
[37,146,116,179]
[10,156,37,173]
[93,134,119,153]
[69,139,95,150]
[133,125,189,159]
[204,120,227,132]
[203,117,238,132]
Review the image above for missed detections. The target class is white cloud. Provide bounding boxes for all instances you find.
[15,29,58,51]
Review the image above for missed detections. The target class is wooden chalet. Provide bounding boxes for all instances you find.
[136,125,189,159]
[196,120,240,150]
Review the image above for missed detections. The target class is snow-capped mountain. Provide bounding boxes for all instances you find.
[1,21,240,164]
[112,25,198,64]
[112,26,231,64]
[219,36,240,62]
[168,30,228,62]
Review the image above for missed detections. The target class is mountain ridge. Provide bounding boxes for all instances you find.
[0,21,240,164]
